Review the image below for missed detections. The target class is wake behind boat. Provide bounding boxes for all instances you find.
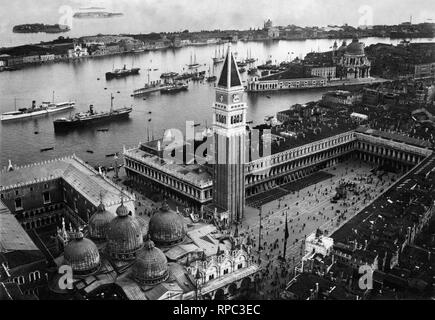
[1,100,75,121]
[53,94,132,131]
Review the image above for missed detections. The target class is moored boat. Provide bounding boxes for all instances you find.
[1,100,75,121]
[133,79,171,97]
[53,94,132,131]
[105,65,140,80]
[160,82,188,94]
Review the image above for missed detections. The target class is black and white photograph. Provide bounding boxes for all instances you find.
[0,0,434,311]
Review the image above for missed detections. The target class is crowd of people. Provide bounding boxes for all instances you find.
[239,160,400,298]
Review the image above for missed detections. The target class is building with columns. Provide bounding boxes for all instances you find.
[124,118,433,221]
[335,37,371,79]
[0,155,136,258]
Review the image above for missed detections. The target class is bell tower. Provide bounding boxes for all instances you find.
[212,44,247,224]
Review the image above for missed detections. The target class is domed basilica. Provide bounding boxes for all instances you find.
[333,37,371,80]
[149,201,186,246]
[51,45,261,300]
[51,196,258,300]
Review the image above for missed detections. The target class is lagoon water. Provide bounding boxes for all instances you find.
[1,37,433,168]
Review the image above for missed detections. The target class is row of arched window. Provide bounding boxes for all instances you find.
[11,270,41,285]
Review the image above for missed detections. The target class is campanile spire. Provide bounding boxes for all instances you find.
[212,43,247,224]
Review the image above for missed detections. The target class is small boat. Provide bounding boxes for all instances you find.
[245,49,256,64]
[248,67,257,75]
[187,53,201,69]
[239,67,246,73]
[97,78,100,80]
[266,95,271,99]
[193,123,200,127]
[148,111,152,114]
[174,73,193,81]
[133,79,170,97]
[192,73,205,81]
[86,150,94,153]
[104,88,107,90]
[160,72,179,79]
[34,131,39,134]
[40,147,54,152]
[206,75,217,82]
[105,65,140,80]
[212,46,225,64]
[105,153,116,157]
[160,82,188,94]
[97,128,109,132]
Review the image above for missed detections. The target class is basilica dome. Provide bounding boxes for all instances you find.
[106,200,143,261]
[149,202,185,246]
[64,231,100,275]
[131,237,169,285]
[88,200,116,240]
[345,38,365,55]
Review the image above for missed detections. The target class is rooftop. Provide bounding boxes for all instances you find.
[355,127,433,149]
[259,67,318,81]
[0,155,134,208]
[124,147,212,188]
[332,152,435,252]
[0,201,45,268]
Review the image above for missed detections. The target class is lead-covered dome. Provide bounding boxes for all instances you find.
[64,231,100,275]
[345,38,365,55]
[88,200,116,240]
[149,202,185,246]
[106,200,143,261]
[131,237,169,285]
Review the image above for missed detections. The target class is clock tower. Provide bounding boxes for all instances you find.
[212,44,246,224]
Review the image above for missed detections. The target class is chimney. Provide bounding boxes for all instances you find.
[32,100,36,109]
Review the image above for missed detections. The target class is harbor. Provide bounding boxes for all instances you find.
[0,37,433,169]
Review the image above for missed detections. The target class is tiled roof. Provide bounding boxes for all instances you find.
[0,202,45,268]
[0,155,134,207]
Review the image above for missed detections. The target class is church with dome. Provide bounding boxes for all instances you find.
[50,196,260,300]
[46,45,260,300]
[333,37,372,80]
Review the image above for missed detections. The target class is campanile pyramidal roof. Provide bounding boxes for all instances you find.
[217,44,242,89]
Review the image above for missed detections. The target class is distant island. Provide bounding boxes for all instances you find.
[73,11,123,19]
[13,23,70,34]
[79,7,106,10]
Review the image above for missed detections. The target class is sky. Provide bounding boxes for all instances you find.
[0,0,434,36]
